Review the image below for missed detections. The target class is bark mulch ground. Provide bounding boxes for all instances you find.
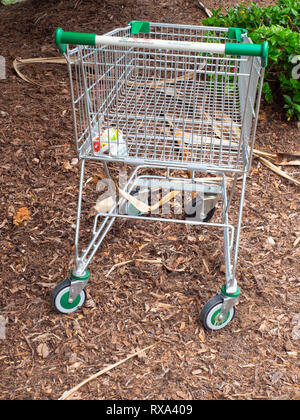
[0,0,299,400]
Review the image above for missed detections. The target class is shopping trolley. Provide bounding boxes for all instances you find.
[51,22,268,330]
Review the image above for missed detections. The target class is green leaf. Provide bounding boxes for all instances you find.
[283,94,292,104]
[262,82,274,103]
[293,103,300,112]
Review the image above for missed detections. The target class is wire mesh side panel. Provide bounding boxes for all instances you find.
[66,27,132,157]
[67,24,262,171]
[238,40,262,166]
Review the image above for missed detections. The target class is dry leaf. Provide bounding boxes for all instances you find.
[118,187,149,213]
[126,64,203,89]
[68,362,82,372]
[164,115,239,150]
[37,282,57,288]
[258,110,267,121]
[37,343,50,358]
[266,237,276,246]
[156,302,175,310]
[258,321,268,333]
[63,161,76,172]
[198,344,209,354]
[13,207,30,226]
[196,1,212,17]
[13,56,67,86]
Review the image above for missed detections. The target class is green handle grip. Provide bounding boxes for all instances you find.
[225,41,269,68]
[55,28,96,53]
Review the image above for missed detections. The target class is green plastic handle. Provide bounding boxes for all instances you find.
[55,28,96,53]
[225,41,269,68]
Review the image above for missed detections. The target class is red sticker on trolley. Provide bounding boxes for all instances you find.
[93,136,100,153]
[92,134,108,154]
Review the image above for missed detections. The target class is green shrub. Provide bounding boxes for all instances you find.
[202,0,300,121]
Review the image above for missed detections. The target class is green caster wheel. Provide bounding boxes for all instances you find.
[51,279,87,314]
[200,294,236,331]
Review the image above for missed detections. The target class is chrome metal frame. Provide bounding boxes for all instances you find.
[64,22,265,316]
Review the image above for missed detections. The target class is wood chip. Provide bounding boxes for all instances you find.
[58,344,155,400]
[293,236,300,247]
[276,151,300,166]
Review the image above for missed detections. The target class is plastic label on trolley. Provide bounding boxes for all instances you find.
[92,127,127,157]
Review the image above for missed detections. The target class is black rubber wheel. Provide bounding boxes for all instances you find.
[51,279,87,314]
[200,294,236,331]
[185,196,216,222]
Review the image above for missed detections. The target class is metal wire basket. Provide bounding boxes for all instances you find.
[51,21,268,331]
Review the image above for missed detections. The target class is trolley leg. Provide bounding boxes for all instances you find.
[225,172,240,215]
[221,172,237,294]
[52,159,118,312]
[231,170,247,280]
[74,158,86,270]
[74,159,117,275]
[103,162,111,180]
[201,171,243,330]
[71,164,144,281]
[218,172,247,324]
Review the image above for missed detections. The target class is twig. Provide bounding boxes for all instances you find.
[136,258,161,264]
[106,260,133,277]
[253,149,276,159]
[196,1,212,17]
[58,344,155,400]
[258,156,300,187]
[13,57,67,87]
[74,0,82,8]
[33,12,47,26]
[202,258,210,274]
[293,236,300,247]
[20,330,35,375]
[106,258,161,277]
[118,186,181,214]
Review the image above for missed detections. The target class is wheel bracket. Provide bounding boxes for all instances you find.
[68,270,90,304]
[218,292,239,323]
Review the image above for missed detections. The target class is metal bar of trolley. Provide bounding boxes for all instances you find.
[50,21,268,331]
